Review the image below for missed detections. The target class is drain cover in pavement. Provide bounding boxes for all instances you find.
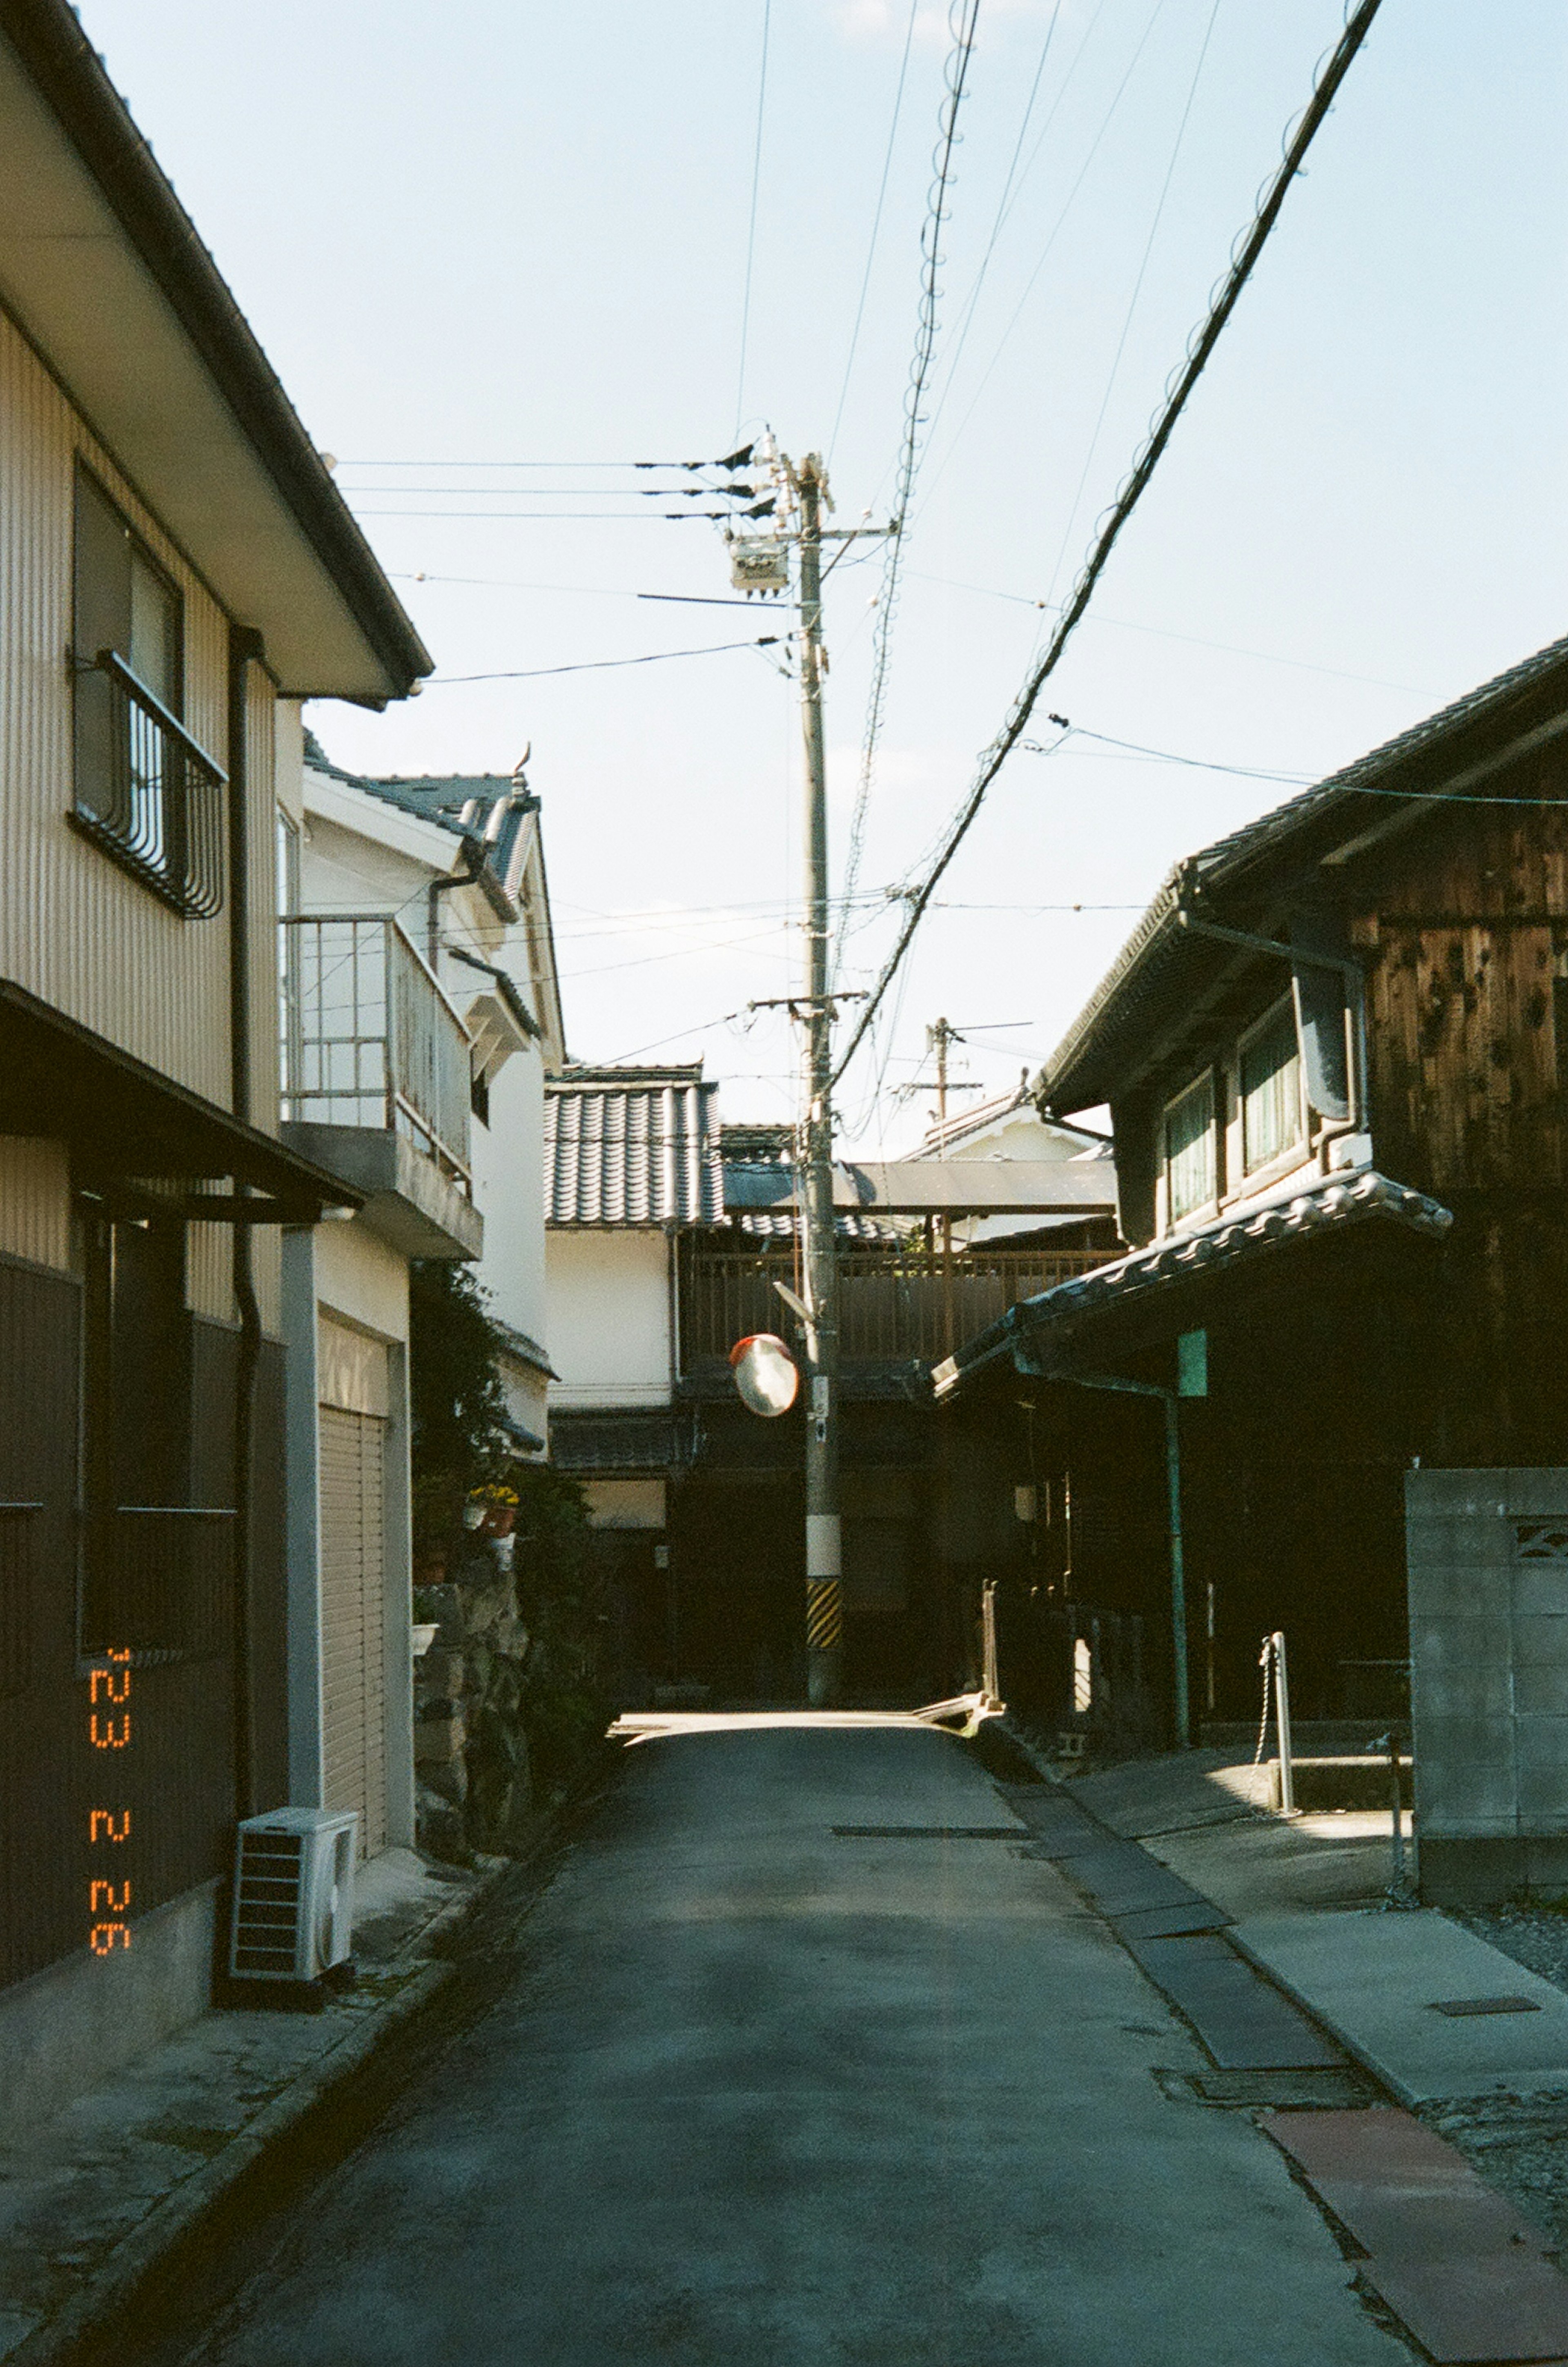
[1060,1844,1218,1922]
[1428,1994,1543,2017]
[1111,1900,1232,1940]
[830,1825,1026,1839]
[1263,2111,1568,2361]
[1358,2255,1568,2363]
[1128,1934,1343,2069]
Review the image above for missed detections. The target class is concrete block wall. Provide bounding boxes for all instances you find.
[1407,1467,1568,1904]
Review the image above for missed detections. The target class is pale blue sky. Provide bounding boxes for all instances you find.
[82,0,1568,1139]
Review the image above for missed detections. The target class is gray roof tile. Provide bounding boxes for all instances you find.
[545,1067,722,1226]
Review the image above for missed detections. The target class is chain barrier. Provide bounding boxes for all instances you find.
[1253,1634,1274,1766]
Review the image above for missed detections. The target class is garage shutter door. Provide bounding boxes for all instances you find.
[319,1405,388,1858]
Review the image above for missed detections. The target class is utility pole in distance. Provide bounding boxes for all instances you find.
[731,441,891,1706]
[794,452,842,1710]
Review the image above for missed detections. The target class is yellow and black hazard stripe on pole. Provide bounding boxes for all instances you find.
[806,1578,842,1652]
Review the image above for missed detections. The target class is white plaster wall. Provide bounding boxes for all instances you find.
[546,1229,670,1407]
[470,1032,548,1346]
[946,1109,1085,1160]
[315,1218,411,1347]
[300,806,431,920]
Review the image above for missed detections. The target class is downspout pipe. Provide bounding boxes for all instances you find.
[228,624,265,1821]
[427,836,486,970]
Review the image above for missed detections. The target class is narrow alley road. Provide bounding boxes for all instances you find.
[173,1726,1404,2365]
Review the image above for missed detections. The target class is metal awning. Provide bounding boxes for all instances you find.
[0,979,361,1224]
[725,1157,1117,1220]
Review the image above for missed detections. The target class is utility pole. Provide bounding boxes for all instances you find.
[929,1017,956,1355]
[731,439,892,1706]
[795,452,843,1710]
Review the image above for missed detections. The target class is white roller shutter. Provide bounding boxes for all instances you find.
[319,1404,388,1859]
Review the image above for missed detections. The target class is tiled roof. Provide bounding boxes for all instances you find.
[546,1067,722,1226]
[934,1166,1452,1398]
[1040,633,1568,1111]
[729,1210,907,1245]
[304,733,525,843]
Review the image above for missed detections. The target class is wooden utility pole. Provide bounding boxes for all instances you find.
[929,1017,956,1355]
[795,454,842,1709]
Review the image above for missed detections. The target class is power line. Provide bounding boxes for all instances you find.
[914,0,1171,528]
[423,637,780,685]
[735,0,772,439]
[349,509,757,523]
[334,454,758,472]
[828,0,920,462]
[833,0,1386,1088]
[901,568,1428,692]
[835,0,982,974]
[910,0,1069,472]
[1040,0,1222,612]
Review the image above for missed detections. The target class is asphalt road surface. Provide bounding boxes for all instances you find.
[176,1724,1405,2365]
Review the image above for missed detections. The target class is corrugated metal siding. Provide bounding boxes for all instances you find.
[0,1259,79,1987]
[545,1070,722,1225]
[0,303,249,1108]
[319,1404,387,1859]
[0,1137,70,1270]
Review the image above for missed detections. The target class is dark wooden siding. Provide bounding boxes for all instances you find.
[1358,759,1568,1197]
[0,1272,278,1994]
[0,1256,83,1990]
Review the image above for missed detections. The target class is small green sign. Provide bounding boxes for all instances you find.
[1177,1328,1208,1398]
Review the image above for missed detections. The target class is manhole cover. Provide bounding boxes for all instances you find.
[1427,1995,1543,2017]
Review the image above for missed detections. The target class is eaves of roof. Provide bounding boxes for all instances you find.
[1038,633,1568,1113]
[933,1166,1452,1402]
[0,0,430,702]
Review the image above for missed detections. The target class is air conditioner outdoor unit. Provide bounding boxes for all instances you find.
[228,1808,357,1987]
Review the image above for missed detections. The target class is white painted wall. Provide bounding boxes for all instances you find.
[470,1029,549,1349]
[546,1228,670,1407]
[299,764,555,1419]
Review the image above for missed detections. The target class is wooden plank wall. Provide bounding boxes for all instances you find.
[1356,754,1568,1196]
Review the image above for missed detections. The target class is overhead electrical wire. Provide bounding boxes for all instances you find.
[350,507,774,524]
[914,0,1172,526]
[335,450,758,472]
[833,0,982,977]
[1040,0,1223,613]
[734,0,773,439]
[424,636,780,685]
[902,568,1427,692]
[832,0,1387,1088]
[828,0,920,462]
[907,0,1071,472]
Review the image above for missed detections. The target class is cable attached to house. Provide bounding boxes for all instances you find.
[831,0,1385,1089]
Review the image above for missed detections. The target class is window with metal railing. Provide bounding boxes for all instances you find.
[71,466,227,916]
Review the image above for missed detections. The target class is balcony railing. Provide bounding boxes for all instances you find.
[280,914,473,1189]
[679,1243,1111,1368]
[72,649,227,917]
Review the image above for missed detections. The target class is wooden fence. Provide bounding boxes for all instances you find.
[679,1243,1108,1366]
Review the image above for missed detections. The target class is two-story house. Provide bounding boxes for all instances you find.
[935,634,1568,1754]
[0,0,428,2130]
[546,1070,1119,1707]
[294,737,565,1464]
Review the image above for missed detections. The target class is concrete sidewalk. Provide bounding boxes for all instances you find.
[1069,1750,1568,2107]
[0,1849,508,2367]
